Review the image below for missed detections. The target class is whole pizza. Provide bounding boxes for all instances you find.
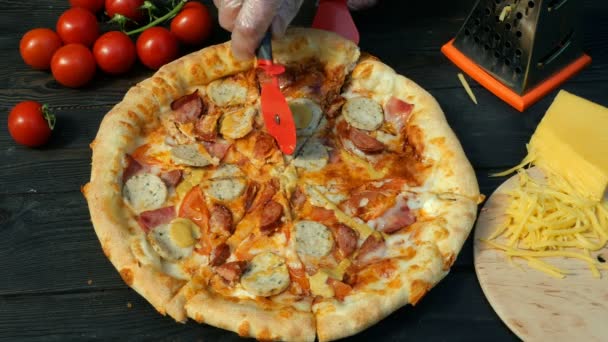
[83,28,480,341]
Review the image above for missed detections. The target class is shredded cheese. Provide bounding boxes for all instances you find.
[486,167,608,278]
[499,5,512,22]
[308,186,374,239]
[457,73,478,105]
[339,149,386,180]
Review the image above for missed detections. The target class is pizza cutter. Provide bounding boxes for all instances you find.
[256,31,297,155]
[312,0,360,44]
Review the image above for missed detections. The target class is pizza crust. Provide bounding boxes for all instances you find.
[185,288,316,341]
[313,242,447,341]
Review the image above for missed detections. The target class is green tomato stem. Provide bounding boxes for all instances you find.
[141,1,159,23]
[41,104,56,130]
[126,0,187,36]
[108,13,137,31]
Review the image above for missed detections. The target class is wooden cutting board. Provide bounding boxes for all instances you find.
[473,168,608,342]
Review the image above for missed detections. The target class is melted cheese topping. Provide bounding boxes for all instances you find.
[309,271,334,298]
[307,186,374,238]
[339,149,386,180]
[485,169,608,278]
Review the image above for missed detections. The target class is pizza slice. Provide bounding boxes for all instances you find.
[182,180,319,341]
[299,181,477,340]
[338,55,481,199]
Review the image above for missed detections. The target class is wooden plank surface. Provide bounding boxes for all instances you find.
[0,0,607,340]
[0,271,516,341]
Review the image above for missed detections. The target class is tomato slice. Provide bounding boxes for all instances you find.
[131,143,163,165]
[179,186,212,254]
[327,278,352,301]
[288,266,310,295]
[179,186,208,226]
[309,206,337,223]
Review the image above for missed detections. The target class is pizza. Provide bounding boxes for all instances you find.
[83,28,481,341]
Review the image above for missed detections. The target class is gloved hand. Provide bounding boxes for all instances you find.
[213,0,304,60]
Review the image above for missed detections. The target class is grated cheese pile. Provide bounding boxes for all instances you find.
[485,161,608,279]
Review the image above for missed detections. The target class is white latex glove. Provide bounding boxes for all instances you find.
[214,0,304,60]
[346,0,378,10]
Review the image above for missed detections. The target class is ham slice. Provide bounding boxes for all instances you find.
[356,234,386,266]
[379,205,416,233]
[384,96,414,133]
[368,194,416,234]
[160,170,182,187]
[125,153,181,187]
[216,261,247,283]
[123,154,143,182]
[137,206,176,233]
[203,140,232,160]
[171,91,204,124]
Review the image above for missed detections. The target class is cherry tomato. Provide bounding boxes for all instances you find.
[105,0,145,23]
[69,0,105,13]
[56,7,99,46]
[51,44,96,88]
[19,28,63,70]
[136,27,179,70]
[8,101,55,147]
[170,5,212,46]
[183,1,206,11]
[93,31,136,74]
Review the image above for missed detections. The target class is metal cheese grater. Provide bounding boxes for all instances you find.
[442,0,591,110]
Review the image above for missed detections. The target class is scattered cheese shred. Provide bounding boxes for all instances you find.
[457,73,478,105]
[499,5,512,22]
[308,186,374,239]
[339,149,386,180]
[485,167,608,278]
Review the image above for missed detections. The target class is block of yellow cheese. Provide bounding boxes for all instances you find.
[529,90,608,202]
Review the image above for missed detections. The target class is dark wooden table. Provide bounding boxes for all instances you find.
[1,0,606,340]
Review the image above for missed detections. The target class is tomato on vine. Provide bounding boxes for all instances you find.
[93,31,136,74]
[170,4,212,45]
[106,0,146,24]
[51,44,96,88]
[8,101,56,147]
[19,28,63,70]
[56,7,100,46]
[183,1,207,11]
[136,27,179,70]
[69,0,105,13]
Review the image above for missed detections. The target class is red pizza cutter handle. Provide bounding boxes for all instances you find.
[256,32,284,76]
[256,31,297,155]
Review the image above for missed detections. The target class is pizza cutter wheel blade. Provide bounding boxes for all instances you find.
[256,31,297,155]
